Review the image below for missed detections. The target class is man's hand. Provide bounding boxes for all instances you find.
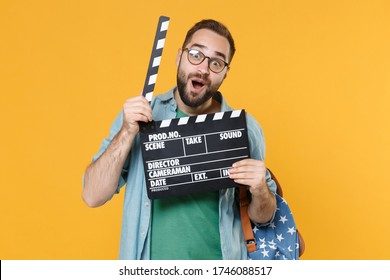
[229,158,276,224]
[121,95,153,136]
[83,93,152,208]
[229,158,268,197]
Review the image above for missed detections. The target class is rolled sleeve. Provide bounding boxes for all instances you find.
[246,113,277,194]
[245,113,277,227]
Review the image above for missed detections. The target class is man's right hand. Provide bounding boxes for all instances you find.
[121,95,153,136]
[83,93,153,208]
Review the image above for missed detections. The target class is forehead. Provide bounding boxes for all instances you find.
[186,29,230,61]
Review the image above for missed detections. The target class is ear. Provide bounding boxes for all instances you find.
[175,48,183,66]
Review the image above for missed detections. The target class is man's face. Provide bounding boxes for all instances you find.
[176,29,230,108]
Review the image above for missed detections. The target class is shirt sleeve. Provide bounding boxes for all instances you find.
[246,113,277,194]
[245,112,277,227]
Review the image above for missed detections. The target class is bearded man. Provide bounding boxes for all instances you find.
[83,19,276,260]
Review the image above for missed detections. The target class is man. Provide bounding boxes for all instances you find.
[83,19,277,260]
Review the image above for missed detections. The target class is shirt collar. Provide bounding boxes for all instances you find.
[155,87,176,102]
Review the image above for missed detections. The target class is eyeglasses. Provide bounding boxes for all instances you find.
[182,48,229,73]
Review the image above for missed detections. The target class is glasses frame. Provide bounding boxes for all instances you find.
[182,48,229,73]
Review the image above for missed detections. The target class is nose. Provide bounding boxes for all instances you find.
[197,58,210,75]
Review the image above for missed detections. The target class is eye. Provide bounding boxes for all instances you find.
[189,50,202,60]
[211,59,222,68]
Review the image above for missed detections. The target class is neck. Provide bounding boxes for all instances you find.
[174,88,221,116]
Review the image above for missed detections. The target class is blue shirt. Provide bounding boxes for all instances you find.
[89,87,276,259]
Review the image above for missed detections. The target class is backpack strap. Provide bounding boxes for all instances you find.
[239,186,257,253]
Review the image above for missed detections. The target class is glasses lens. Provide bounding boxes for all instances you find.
[209,59,225,73]
[187,49,204,65]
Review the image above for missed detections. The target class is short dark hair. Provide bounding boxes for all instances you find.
[182,19,236,62]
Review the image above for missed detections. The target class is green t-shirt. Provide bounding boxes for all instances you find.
[150,109,222,260]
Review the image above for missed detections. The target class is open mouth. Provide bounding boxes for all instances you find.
[191,79,205,90]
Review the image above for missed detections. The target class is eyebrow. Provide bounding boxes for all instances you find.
[189,43,228,62]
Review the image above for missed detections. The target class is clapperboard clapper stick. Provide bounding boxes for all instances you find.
[141,16,170,103]
[139,16,170,133]
[139,17,250,199]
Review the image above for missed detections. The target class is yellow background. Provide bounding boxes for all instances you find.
[1,0,389,259]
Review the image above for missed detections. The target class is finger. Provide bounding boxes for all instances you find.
[229,164,265,177]
[135,113,151,123]
[232,178,257,186]
[229,171,260,184]
[134,94,152,104]
[123,97,152,112]
[123,99,153,121]
[232,158,264,168]
[126,112,151,124]
[229,165,259,175]
[125,108,152,122]
[229,169,257,178]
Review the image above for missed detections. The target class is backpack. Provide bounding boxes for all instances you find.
[239,169,305,260]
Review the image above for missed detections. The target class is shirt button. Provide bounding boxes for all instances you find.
[145,202,150,208]
[141,231,145,236]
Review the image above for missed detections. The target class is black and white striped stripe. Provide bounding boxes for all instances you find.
[159,110,244,128]
[142,16,170,102]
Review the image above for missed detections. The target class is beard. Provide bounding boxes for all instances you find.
[176,68,222,108]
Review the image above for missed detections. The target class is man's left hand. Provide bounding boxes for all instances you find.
[229,158,268,197]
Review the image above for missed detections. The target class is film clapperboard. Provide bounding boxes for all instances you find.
[139,16,250,199]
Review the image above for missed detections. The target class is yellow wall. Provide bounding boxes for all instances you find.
[1,0,389,259]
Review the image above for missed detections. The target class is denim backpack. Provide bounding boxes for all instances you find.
[239,170,304,260]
